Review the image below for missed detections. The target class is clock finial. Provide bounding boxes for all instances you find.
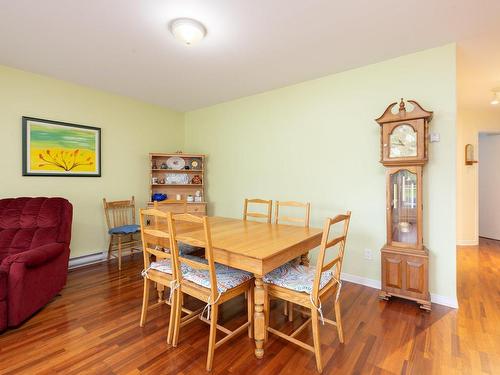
[399,98,406,113]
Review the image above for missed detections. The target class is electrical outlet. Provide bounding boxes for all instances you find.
[364,248,373,260]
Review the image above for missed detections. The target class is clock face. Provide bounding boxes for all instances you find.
[389,124,417,158]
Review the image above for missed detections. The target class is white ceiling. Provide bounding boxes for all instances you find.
[0,0,499,112]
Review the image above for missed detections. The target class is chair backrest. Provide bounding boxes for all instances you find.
[274,201,311,227]
[139,208,175,276]
[243,198,272,223]
[103,196,136,229]
[153,199,188,214]
[312,212,352,300]
[168,213,218,301]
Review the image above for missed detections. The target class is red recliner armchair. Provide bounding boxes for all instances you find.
[0,197,73,331]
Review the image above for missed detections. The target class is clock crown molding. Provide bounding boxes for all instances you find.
[375,98,433,125]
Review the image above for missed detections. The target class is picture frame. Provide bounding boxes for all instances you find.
[22,116,101,177]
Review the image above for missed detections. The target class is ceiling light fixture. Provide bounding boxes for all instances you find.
[169,18,206,46]
[491,90,499,105]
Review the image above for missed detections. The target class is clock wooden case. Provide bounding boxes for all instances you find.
[375,99,433,311]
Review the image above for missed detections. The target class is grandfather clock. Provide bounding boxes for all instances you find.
[375,99,432,311]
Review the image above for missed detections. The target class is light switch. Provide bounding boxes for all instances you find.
[430,132,440,142]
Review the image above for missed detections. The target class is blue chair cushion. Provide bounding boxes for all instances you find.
[108,224,140,235]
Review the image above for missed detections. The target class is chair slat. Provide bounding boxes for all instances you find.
[280,216,304,223]
[142,208,169,218]
[179,256,209,270]
[278,201,308,208]
[173,213,203,223]
[247,198,271,204]
[146,247,171,260]
[245,212,269,218]
[144,228,170,239]
[176,235,205,248]
[330,214,350,226]
[325,236,345,250]
[321,256,341,272]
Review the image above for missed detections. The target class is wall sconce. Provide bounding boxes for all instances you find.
[465,144,478,165]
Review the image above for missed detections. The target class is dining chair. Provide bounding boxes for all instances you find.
[274,200,311,320]
[103,196,141,270]
[263,212,351,373]
[243,198,273,223]
[153,199,203,302]
[138,208,201,343]
[168,213,254,371]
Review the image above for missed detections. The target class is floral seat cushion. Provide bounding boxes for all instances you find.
[182,263,253,294]
[263,263,333,294]
[149,254,207,275]
[149,259,173,274]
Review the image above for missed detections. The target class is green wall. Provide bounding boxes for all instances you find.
[185,44,457,303]
[0,65,185,258]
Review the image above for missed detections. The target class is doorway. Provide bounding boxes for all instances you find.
[478,132,500,241]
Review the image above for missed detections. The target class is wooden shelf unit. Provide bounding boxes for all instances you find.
[148,153,207,216]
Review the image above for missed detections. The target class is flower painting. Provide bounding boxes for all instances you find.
[22,117,101,176]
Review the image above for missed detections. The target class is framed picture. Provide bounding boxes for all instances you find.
[22,117,101,177]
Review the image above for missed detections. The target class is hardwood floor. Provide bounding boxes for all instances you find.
[0,239,499,374]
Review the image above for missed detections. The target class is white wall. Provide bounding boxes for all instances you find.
[456,109,500,244]
[185,44,458,305]
[479,134,500,240]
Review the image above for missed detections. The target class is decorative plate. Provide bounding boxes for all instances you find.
[166,173,189,184]
[190,159,200,169]
[166,156,185,170]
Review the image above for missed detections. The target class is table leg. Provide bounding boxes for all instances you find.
[253,275,266,359]
[157,283,165,303]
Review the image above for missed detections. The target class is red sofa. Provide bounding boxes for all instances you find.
[0,197,72,331]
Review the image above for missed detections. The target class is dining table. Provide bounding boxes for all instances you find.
[145,215,323,359]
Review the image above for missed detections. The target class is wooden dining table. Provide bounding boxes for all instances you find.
[156,216,323,359]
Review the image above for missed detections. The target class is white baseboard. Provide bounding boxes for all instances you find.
[68,252,105,269]
[341,272,381,289]
[457,239,478,246]
[68,247,140,269]
[430,294,459,308]
[340,272,458,309]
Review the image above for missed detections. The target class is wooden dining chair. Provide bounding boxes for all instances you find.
[274,200,311,320]
[243,198,273,223]
[138,208,201,344]
[103,196,141,270]
[263,212,351,373]
[168,213,254,371]
[152,200,203,303]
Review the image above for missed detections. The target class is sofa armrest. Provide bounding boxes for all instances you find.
[0,243,66,272]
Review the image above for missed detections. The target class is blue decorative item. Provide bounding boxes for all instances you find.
[152,193,167,202]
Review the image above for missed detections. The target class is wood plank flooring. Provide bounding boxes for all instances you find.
[0,239,499,374]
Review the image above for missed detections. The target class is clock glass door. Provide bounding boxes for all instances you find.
[390,169,417,245]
